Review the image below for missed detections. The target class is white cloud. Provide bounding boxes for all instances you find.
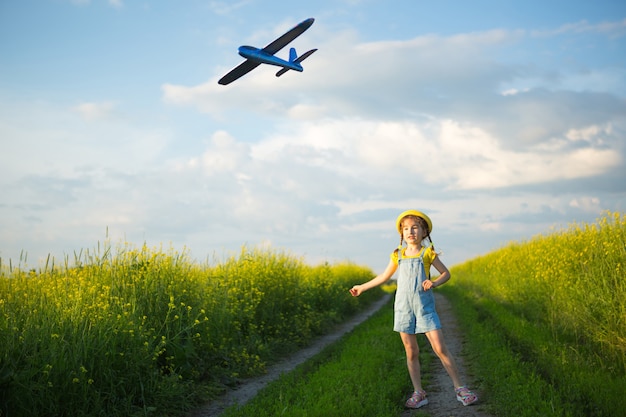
[287,104,327,120]
[164,23,625,154]
[69,0,123,8]
[146,114,621,233]
[501,88,529,96]
[73,101,118,121]
[532,18,626,38]
[2,13,624,271]
[246,117,623,191]
[479,221,502,232]
[569,197,601,212]
[437,120,622,189]
[208,1,252,16]
[191,130,249,175]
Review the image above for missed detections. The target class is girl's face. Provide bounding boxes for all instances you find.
[401,217,426,244]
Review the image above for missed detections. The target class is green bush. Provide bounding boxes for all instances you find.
[0,243,380,417]
[447,211,626,416]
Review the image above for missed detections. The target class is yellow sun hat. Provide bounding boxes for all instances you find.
[396,210,433,234]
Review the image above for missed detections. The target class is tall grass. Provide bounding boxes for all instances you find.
[0,243,380,417]
[447,211,625,416]
[220,299,431,417]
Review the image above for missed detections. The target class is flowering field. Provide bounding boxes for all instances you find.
[447,211,625,416]
[0,245,379,417]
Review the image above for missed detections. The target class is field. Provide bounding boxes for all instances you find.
[0,244,380,417]
[1,211,624,417]
[444,211,625,416]
[213,211,626,417]
[219,299,421,417]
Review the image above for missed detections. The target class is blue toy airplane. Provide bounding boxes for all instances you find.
[218,18,317,85]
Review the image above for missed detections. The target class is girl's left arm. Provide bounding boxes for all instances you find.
[423,256,451,291]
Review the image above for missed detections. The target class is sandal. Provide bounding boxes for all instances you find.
[405,389,428,409]
[455,386,478,406]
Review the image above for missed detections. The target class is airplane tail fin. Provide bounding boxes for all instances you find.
[289,47,298,63]
[277,48,318,77]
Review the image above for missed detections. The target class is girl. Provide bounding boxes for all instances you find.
[349,210,478,409]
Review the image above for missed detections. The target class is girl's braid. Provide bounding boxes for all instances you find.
[394,233,403,254]
[416,216,435,251]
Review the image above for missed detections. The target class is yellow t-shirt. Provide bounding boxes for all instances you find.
[390,246,437,279]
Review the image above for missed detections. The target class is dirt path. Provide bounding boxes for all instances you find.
[401,292,491,417]
[189,292,492,417]
[189,294,392,417]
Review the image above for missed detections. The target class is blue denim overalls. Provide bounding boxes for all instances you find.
[393,246,441,334]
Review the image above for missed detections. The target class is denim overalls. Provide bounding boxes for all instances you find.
[393,246,441,334]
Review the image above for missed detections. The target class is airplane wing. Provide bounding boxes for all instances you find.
[262,18,314,54]
[276,48,317,77]
[217,18,314,85]
[218,60,261,85]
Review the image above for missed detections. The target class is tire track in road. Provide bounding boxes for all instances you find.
[190,292,492,417]
[189,294,392,417]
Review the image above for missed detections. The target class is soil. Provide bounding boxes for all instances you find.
[400,293,492,417]
[189,292,492,417]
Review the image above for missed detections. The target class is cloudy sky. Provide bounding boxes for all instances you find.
[1,0,625,272]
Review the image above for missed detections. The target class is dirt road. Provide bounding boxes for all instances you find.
[401,293,491,417]
[189,295,392,417]
[190,292,492,417]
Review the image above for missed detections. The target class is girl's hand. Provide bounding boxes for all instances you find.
[422,280,435,291]
[349,286,363,297]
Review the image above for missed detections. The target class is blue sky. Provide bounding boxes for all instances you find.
[1,0,625,272]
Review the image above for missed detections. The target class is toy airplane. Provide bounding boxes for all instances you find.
[218,18,317,85]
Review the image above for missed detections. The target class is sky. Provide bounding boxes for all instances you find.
[1,0,625,273]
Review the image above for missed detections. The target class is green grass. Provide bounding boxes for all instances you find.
[220,299,434,417]
[216,211,626,417]
[0,243,382,417]
[440,287,570,416]
[2,212,623,417]
[443,211,626,417]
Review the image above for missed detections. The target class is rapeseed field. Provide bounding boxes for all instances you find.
[0,244,378,417]
[447,211,625,416]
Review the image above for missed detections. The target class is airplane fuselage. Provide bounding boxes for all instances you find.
[238,46,303,72]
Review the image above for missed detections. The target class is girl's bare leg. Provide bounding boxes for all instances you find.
[425,329,463,388]
[400,332,423,392]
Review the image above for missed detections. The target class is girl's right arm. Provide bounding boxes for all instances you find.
[349,259,397,297]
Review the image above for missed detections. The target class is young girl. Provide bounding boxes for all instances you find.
[349,210,478,409]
